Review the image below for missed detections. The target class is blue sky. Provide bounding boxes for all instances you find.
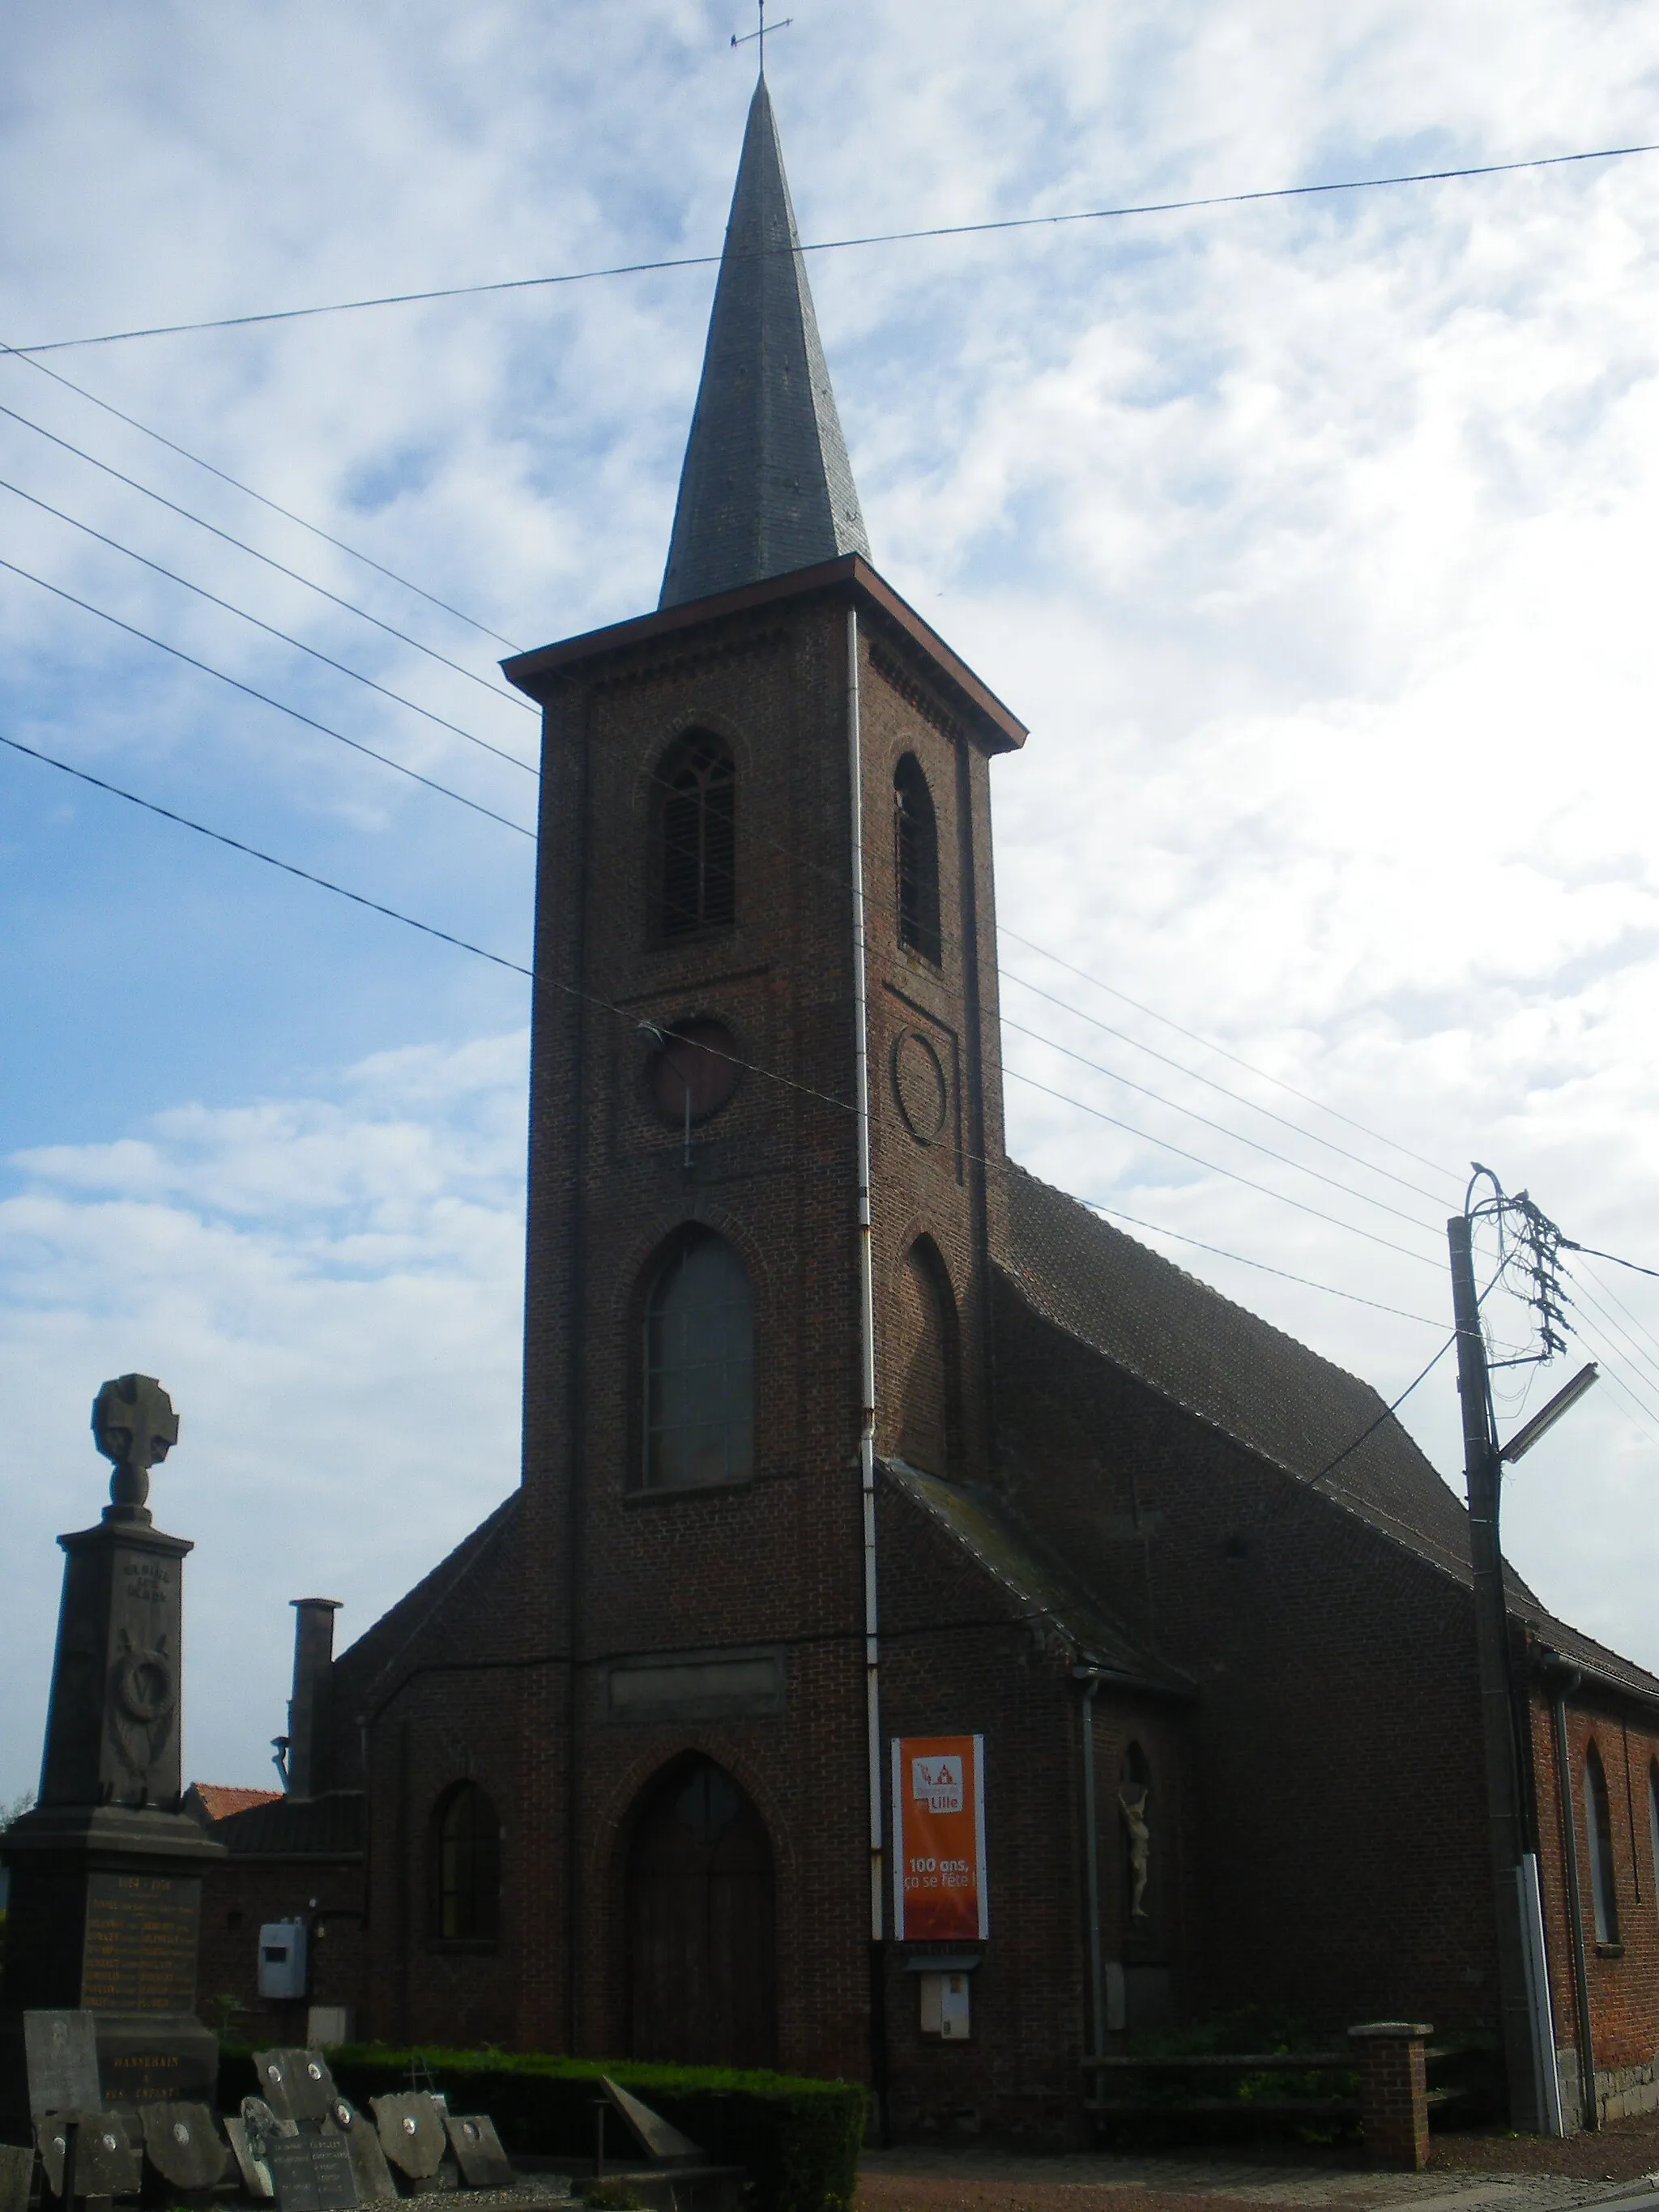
[5,0,1659,1798]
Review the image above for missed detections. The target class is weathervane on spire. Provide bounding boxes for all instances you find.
[731,0,792,75]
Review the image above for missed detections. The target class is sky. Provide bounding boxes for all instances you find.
[3,0,1659,1801]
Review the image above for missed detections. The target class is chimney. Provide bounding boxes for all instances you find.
[286,1597,342,1798]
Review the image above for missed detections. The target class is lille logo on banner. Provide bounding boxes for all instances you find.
[892,1733,987,1941]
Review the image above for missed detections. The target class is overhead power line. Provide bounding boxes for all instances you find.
[1307,1332,1457,1491]
[1000,1061,1442,1268]
[0,397,536,714]
[1562,1234,1659,1283]
[1000,965,1451,1208]
[1575,1255,1659,1370]
[0,520,1461,1263]
[0,552,535,839]
[1560,1264,1659,1400]
[0,475,537,777]
[13,139,1658,356]
[1560,1316,1659,1448]
[1001,1012,1441,1240]
[999,923,1460,1187]
[2,722,1453,1326]
[0,726,841,1129]
[630,756,1457,1234]
[1,342,525,653]
[1081,1200,1441,1326]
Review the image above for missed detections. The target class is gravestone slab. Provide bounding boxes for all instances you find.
[23,2010,102,2125]
[37,2111,141,2199]
[0,2144,33,2212]
[36,2115,71,2197]
[255,2048,338,2125]
[225,2114,276,2202]
[445,2114,514,2189]
[332,2099,396,2203]
[72,2111,143,2199]
[267,2127,359,2212]
[372,2093,447,2180]
[141,2100,228,2190]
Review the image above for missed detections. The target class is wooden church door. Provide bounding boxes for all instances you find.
[627,1756,777,2066]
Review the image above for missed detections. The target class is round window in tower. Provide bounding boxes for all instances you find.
[646,1017,742,1125]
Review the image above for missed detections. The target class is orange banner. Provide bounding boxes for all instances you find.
[892,1734,987,1941]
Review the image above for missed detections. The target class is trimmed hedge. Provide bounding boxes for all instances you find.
[220,2044,865,2212]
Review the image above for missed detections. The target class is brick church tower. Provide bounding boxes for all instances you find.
[497,72,1028,2077]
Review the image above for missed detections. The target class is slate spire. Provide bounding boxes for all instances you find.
[659,78,871,609]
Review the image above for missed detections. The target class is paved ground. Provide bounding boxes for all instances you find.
[859,2119,1659,2212]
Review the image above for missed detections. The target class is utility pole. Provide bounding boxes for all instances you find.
[1448,1210,1546,2132]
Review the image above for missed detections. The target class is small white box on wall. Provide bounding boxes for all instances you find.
[257,1920,307,2000]
[918,1970,972,2039]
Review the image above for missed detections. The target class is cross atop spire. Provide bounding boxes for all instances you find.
[730,0,792,78]
[658,78,871,611]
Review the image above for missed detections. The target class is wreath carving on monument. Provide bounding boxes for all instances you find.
[109,1625,177,1784]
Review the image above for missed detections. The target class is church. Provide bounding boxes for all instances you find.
[198,76,1659,2143]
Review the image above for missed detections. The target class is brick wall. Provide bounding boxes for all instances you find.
[1530,1686,1659,2125]
[992,1278,1500,2035]
[198,1856,365,2046]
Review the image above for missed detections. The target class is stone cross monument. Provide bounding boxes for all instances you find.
[0,1376,224,2137]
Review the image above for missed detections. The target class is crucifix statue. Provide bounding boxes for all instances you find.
[1120,1785,1151,1920]
[92,1371,179,1519]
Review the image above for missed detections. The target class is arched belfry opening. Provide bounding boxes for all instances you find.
[626,1755,777,2066]
[656,730,736,940]
[894,754,941,965]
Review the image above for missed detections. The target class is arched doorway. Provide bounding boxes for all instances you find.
[627,1755,776,2066]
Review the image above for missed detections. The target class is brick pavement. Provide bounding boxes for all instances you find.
[858,2146,1659,2212]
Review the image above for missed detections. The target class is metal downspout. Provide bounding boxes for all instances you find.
[1079,1673,1105,2059]
[847,607,887,2116]
[1552,1676,1597,2129]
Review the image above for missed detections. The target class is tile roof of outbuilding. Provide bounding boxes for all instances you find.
[1000,1161,1659,1707]
[658,78,869,609]
[184,1783,281,1822]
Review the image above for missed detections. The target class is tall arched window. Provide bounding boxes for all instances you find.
[431,1781,501,1942]
[1585,1742,1620,1945]
[643,1229,754,1490]
[1648,1762,1659,1909]
[658,731,736,938]
[896,1237,957,1477]
[893,755,941,965]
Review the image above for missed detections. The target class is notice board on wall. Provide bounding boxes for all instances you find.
[891,1734,987,1941]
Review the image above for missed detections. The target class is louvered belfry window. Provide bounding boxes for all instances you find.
[894,754,941,965]
[659,732,736,938]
